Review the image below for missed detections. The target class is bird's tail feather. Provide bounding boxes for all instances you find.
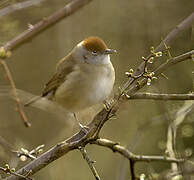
[0,86,72,122]
[24,96,42,107]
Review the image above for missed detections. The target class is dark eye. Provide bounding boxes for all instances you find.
[92,51,98,56]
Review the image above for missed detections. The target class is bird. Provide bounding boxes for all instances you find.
[25,36,116,128]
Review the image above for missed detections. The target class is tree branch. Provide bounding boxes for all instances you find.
[0,0,93,127]
[155,12,194,52]
[90,138,184,163]
[4,35,193,180]
[79,147,101,180]
[0,0,45,17]
[125,50,194,96]
[121,12,194,93]
[3,108,109,180]
[129,159,136,180]
[129,92,194,100]
[0,165,32,180]
[166,101,194,177]
[2,10,194,180]
[2,0,93,51]
[0,59,31,127]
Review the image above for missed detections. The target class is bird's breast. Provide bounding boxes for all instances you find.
[54,63,115,112]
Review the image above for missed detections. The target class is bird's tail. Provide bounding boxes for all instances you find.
[0,86,72,122]
[24,96,42,107]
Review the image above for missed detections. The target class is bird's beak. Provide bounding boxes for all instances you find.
[104,49,117,55]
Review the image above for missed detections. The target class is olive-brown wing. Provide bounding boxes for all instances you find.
[42,55,74,97]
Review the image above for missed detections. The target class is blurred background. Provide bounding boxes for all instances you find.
[0,0,194,179]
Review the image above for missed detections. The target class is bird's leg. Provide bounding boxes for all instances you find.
[103,99,114,111]
[73,113,88,133]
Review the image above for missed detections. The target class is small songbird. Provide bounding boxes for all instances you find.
[25,36,116,127]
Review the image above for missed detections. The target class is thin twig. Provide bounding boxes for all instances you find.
[166,124,178,172]
[0,165,32,180]
[129,92,194,100]
[0,59,31,127]
[121,12,194,93]
[156,12,194,52]
[126,50,194,95]
[166,101,194,176]
[13,144,45,161]
[3,49,191,180]
[79,147,101,180]
[90,138,184,163]
[0,0,93,128]
[2,0,93,51]
[2,13,193,180]
[0,0,44,17]
[129,159,136,180]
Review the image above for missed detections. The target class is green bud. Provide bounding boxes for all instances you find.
[129,68,134,73]
[21,148,29,154]
[150,46,155,52]
[155,51,162,57]
[4,164,9,169]
[0,47,12,58]
[125,71,132,77]
[10,168,15,173]
[147,78,152,86]
[20,155,27,161]
[152,77,158,80]
[38,149,43,154]
[140,173,146,180]
[0,47,6,58]
[142,56,146,61]
[148,57,154,63]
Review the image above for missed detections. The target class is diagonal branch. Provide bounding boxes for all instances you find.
[2,0,93,52]
[3,50,193,180]
[121,12,194,93]
[125,50,194,96]
[2,11,194,180]
[155,12,194,52]
[3,108,109,180]
[0,59,31,127]
[0,0,93,127]
[79,147,101,180]
[0,0,45,17]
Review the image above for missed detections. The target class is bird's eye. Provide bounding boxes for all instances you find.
[92,51,98,56]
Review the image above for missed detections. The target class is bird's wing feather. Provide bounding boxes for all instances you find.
[42,53,74,97]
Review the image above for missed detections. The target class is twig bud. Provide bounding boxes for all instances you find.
[20,155,27,161]
[155,51,163,57]
[125,69,134,77]
[0,47,6,58]
[148,57,154,63]
[0,47,12,58]
[147,78,152,86]
[140,173,146,180]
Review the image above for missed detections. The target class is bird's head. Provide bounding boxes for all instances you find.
[72,36,116,65]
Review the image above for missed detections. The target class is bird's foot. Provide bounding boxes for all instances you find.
[78,122,89,134]
[103,99,113,111]
[73,113,89,134]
